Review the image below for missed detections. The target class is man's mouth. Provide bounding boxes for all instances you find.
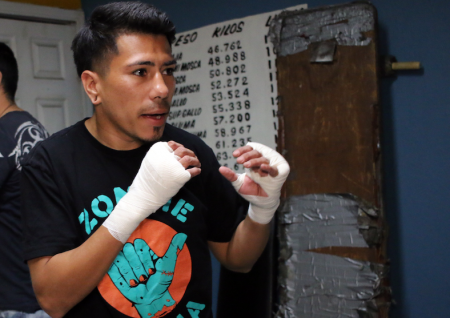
[142,113,168,119]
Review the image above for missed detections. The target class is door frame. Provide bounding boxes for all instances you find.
[0,0,91,118]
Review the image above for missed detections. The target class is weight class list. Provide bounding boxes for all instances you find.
[168,5,307,172]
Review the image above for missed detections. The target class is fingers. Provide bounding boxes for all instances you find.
[178,155,201,169]
[169,141,196,159]
[232,145,254,158]
[168,233,188,253]
[187,167,201,177]
[108,263,132,294]
[123,243,147,281]
[233,146,279,178]
[220,165,269,197]
[167,140,183,151]
[219,166,238,182]
[109,251,136,290]
[168,140,201,171]
[259,163,279,178]
[134,239,155,275]
[153,233,187,280]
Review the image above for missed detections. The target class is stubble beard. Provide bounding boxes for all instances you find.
[136,99,170,144]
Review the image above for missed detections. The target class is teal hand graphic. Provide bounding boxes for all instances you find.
[108,233,187,318]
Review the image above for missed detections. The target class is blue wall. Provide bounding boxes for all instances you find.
[81,1,450,317]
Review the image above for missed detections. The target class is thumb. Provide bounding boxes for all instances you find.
[219,166,238,182]
[220,166,247,194]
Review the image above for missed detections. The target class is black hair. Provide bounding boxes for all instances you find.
[71,1,176,77]
[0,42,19,102]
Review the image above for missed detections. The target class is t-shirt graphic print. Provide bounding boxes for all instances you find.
[1,120,49,170]
[98,219,192,318]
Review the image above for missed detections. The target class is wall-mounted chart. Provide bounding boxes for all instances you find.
[168,4,307,171]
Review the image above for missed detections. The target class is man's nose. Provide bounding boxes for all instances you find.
[150,72,170,100]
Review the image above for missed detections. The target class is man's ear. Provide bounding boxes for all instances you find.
[81,70,102,105]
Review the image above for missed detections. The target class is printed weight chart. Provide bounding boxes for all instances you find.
[168,4,307,172]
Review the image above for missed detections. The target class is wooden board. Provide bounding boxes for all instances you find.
[277,35,382,208]
[274,3,390,317]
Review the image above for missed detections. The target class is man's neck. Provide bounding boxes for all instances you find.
[85,114,143,151]
[0,92,20,118]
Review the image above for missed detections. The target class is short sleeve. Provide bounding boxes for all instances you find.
[21,147,79,261]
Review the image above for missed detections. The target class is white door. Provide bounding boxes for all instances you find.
[0,18,85,134]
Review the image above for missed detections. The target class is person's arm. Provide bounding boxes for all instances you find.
[0,132,13,188]
[210,142,289,272]
[208,216,270,273]
[28,227,123,318]
[27,141,200,318]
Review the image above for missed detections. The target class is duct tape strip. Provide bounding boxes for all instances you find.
[277,251,380,318]
[279,194,380,249]
[269,2,375,57]
[276,194,385,318]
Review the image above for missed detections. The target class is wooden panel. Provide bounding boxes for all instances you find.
[274,4,391,316]
[277,34,381,208]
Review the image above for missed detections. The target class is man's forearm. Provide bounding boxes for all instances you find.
[214,142,289,272]
[28,226,123,318]
[211,215,271,273]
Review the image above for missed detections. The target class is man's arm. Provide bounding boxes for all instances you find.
[209,143,289,273]
[28,227,123,318]
[208,216,270,273]
[27,141,200,318]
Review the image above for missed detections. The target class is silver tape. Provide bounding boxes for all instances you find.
[276,194,386,318]
[279,194,380,249]
[269,2,375,56]
[277,251,381,318]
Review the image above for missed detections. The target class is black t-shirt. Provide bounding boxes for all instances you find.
[21,119,246,318]
[0,111,49,312]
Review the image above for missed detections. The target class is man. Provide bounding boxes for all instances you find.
[0,43,49,317]
[21,2,289,318]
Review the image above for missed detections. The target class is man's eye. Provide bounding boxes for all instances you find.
[164,68,175,76]
[133,69,147,76]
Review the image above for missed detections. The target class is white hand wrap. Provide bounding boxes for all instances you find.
[103,142,191,243]
[231,142,290,224]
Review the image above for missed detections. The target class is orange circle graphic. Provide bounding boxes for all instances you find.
[98,219,192,317]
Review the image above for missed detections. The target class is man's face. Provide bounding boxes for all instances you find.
[94,33,176,146]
